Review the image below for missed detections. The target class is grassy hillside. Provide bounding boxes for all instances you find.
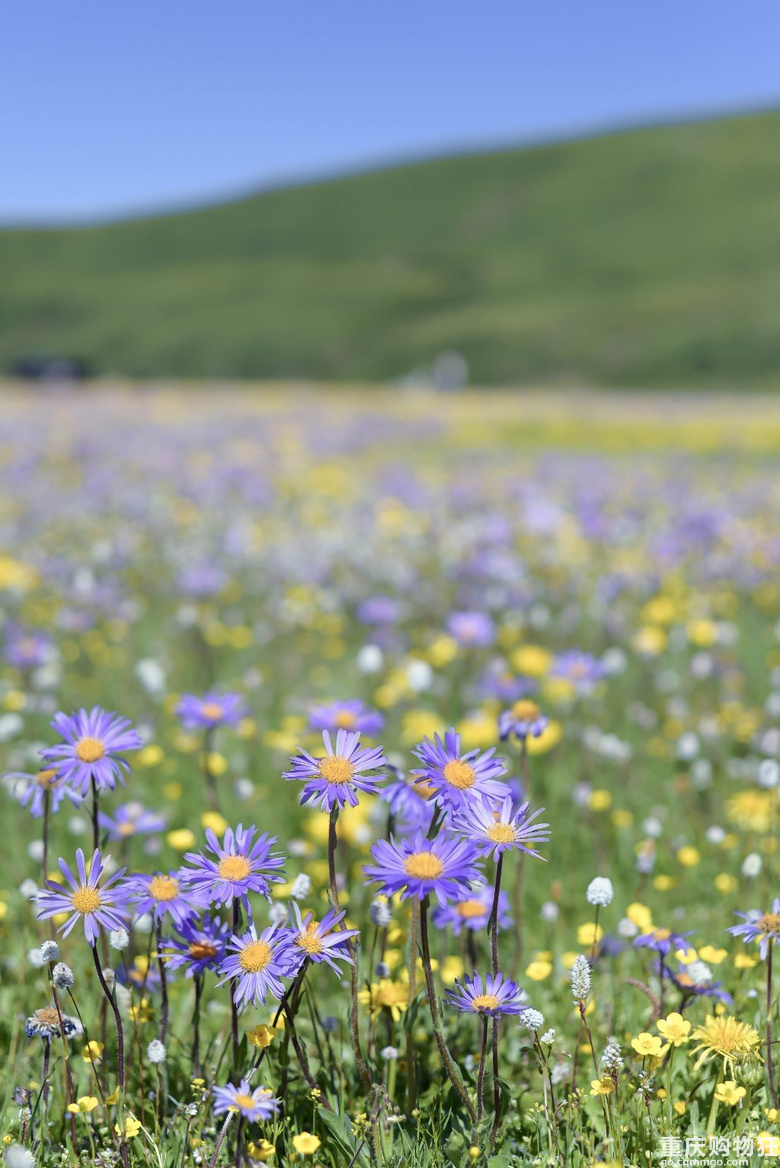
[3,110,780,386]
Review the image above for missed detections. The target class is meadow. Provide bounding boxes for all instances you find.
[1,384,780,1167]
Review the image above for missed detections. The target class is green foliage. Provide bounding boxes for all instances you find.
[5,110,780,386]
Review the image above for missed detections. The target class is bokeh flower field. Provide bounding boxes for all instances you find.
[3,384,780,1167]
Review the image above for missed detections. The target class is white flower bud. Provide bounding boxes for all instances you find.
[570,955,591,1001]
[586,877,613,907]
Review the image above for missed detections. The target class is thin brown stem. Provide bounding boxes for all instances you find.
[419,898,476,1123]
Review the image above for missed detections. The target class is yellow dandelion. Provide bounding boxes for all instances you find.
[690,1014,762,1073]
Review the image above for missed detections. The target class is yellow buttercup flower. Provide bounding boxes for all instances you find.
[656,1013,691,1046]
[631,1033,665,1059]
[115,1116,142,1138]
[81,1041,104,1064]
[698,945,727,964]
[577,922,603,946]
[357,978,409,1021]
[247,1139,276,1161]
[735,953,758,969]
[714,1080,746,1106]
[590,1077,615,1096]
[525,960,553,981]
[292,1132,321,1154]
[247,1024,277,1049]
[67,1096,99,1114]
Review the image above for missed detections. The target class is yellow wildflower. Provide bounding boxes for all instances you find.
[656,1013,691,1047]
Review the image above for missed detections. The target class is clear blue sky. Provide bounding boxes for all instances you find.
[4,0,780,224]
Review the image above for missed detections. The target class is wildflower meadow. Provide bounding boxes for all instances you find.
[2,386,780,1168]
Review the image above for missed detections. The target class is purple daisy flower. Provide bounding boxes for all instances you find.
[4,628,55,671]
[218,923,299,1007]
[289,904,358,974]
[445,971,527,1016]
[356,596,402,625]
[162,914,231,978]
[729,899,780,960]
[283,729,387,812]
[453,794,550,860]
[127,870,207,927]
[379,764,436,833]
[411,730,507,813]
[181,824,286,910]
[37,848,130,945]
[550,649,607,694]
[175,692,249,731]
[633,928,694,957]
[498,699,549,743]
[307,699,384,737]
[40,707,143,796]
[445,611,495,648]
[98,801,167,842]
[7,767,82,818]
[665,958,734,1006]
[432,885,512,935]
[212,1079,280,1121]
[364,829,483,907]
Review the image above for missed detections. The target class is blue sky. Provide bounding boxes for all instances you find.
[4,0,780,223]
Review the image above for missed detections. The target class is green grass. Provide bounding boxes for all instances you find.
[5,110,780,386]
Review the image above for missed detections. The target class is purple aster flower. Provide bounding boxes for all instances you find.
[181,824,285,910]
[307,699,384,737]
[432,885,512,935]
[476,662,538,704]
[633,928,694,957]
[284,729,387,811]
[498,699,549,743]
[6,766,82,818]
[364,829,483,907]
[379,764,436,833]
[453,794,550,860]
[289,904,358,974]
[37,848,130,945]
[162,914,231,978]
[218,923,299,1007]
[4,628,55,670]
[446,611,495,648]
[411,730,507,813]
[127,870,207,927]
[729,899,780,960]
[356,596,402,625]
[212,1079,280,1121]
[445,971,527,1016]
[40,707,143,796]
[550,649,607,694]
[175,692,249,731]
[98,801,167,842]
[666,958,733,1006]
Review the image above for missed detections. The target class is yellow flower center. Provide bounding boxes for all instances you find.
[318,755,355,785]
[218,855,251,881]
[471,993,501,1012]
[200,703,223,720]
[486,822,517,844]
[403,851,444,880]
[511,699,540,720]
[118,822,135,837]
[295,922,324,955]
[334,710,357,729]
[72,886,101,914]
[149,875,180,902]
[233,1093,257,1110]
[442,760,476,790]
[759,912,780,934]
[36,768,58,787]
[75,737,105,763]
[239,940,273,973]
[188,941,218,961]
[456,899,486,919]
[35,1007,61,1026]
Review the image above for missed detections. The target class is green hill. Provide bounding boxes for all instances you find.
[4,109,780,386]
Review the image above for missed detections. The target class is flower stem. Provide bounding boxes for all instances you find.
[768,943,777,1106]
[156,918,169,1045]
[419,898,477,1123]
[192,972,203,1079]
[488,853,504,1151]
[476,1015,488,1123]
[91,943,129,1168]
